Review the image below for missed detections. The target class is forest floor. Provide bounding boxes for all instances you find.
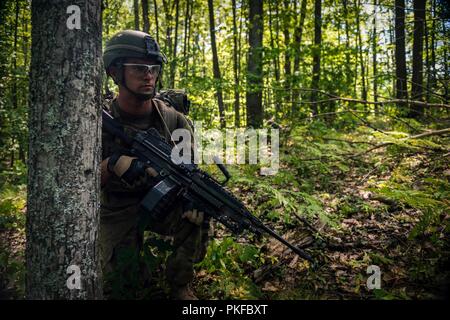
[0,114,449,300]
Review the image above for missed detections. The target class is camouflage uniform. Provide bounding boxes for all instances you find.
[100,98,209,295]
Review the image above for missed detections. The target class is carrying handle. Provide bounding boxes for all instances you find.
[213,156,231,185]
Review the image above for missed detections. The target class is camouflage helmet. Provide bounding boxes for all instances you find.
[103,30,167,72]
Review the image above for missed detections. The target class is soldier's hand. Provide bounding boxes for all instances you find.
[107,153,158,189]
[182,209,204,226]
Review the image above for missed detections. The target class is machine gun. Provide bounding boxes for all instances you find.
[102,109,314,263]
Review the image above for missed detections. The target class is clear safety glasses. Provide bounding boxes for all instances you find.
[122,63,161,77]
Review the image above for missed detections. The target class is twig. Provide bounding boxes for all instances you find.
[322,137,378,146]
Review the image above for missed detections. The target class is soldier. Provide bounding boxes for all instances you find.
[100,30,208,300]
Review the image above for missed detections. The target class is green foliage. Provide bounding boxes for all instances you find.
[0,183,26,231]
[196,237,264,299]
[104,232,173,299]
[0,250,25,299]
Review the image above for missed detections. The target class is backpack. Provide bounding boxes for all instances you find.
[155,89,191,115]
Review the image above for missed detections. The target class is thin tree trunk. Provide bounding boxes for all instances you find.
[425,0,430,103]
[343,0,352,92]
[183,0,191,78]
[355,0,367,107]
[291,0,307,114]
[142,0,149,33]
[443,17,449,104]
[409,0,426,117]
[283,0,291,107]
[207,0,225,128]
[27,0,102,299]
[170,0,179,88]
[268,0,281,119]
[372,0,378,114]
[153,0,159,43]
[162,0,173,86]
[246,0,264,128]
[395,0,408,109]
[310,0,321,115]
[134,0,140,30]
[10,0,19,167]
[232,0,240,127]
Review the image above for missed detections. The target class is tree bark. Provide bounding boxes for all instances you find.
[27,0,103,299]
[207,0,225,128]
[409,0,426,117]
[246,0,264,128]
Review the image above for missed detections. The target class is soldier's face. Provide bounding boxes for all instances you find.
[123,57,159,96]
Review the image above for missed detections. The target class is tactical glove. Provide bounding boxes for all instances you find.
[107,153,158,190]
[182,209,204,226]
[182,200,204,226]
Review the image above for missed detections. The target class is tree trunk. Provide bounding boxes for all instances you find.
[395,0,408,109]
[162,0,173,87]
[27,0,103,299]
[291,0,307,114]
[409,0,426,117]
[142,0,149,33]
[268,0,281,119]
[372,0,378,114]
[10,0,20,167]
[232,0,240,127]
[183,0,192,79]
[355,0,367,107]
[282,0,291,107]
[153,0,160,43]
[310,0,321,115]
[134,0,140,30]
[443,16,449,104]
[207,0,225,128]
[343,0,353,92]
[429,0,436,95]
[170,0,179,88]
[246,0,264,128]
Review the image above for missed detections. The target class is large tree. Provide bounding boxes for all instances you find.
[26,0,102,299]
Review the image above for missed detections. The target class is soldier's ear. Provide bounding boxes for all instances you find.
[108,66,119,85]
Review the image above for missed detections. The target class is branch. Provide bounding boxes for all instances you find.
[290,87,450,109]
[349,128,450,158]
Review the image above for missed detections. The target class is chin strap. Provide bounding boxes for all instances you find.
[114,62,157,101]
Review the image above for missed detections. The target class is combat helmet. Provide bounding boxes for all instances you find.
[103,30,167,99]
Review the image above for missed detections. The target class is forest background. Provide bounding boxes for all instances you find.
[0,0,449,299]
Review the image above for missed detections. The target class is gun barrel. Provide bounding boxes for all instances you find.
[257,222,314,263]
